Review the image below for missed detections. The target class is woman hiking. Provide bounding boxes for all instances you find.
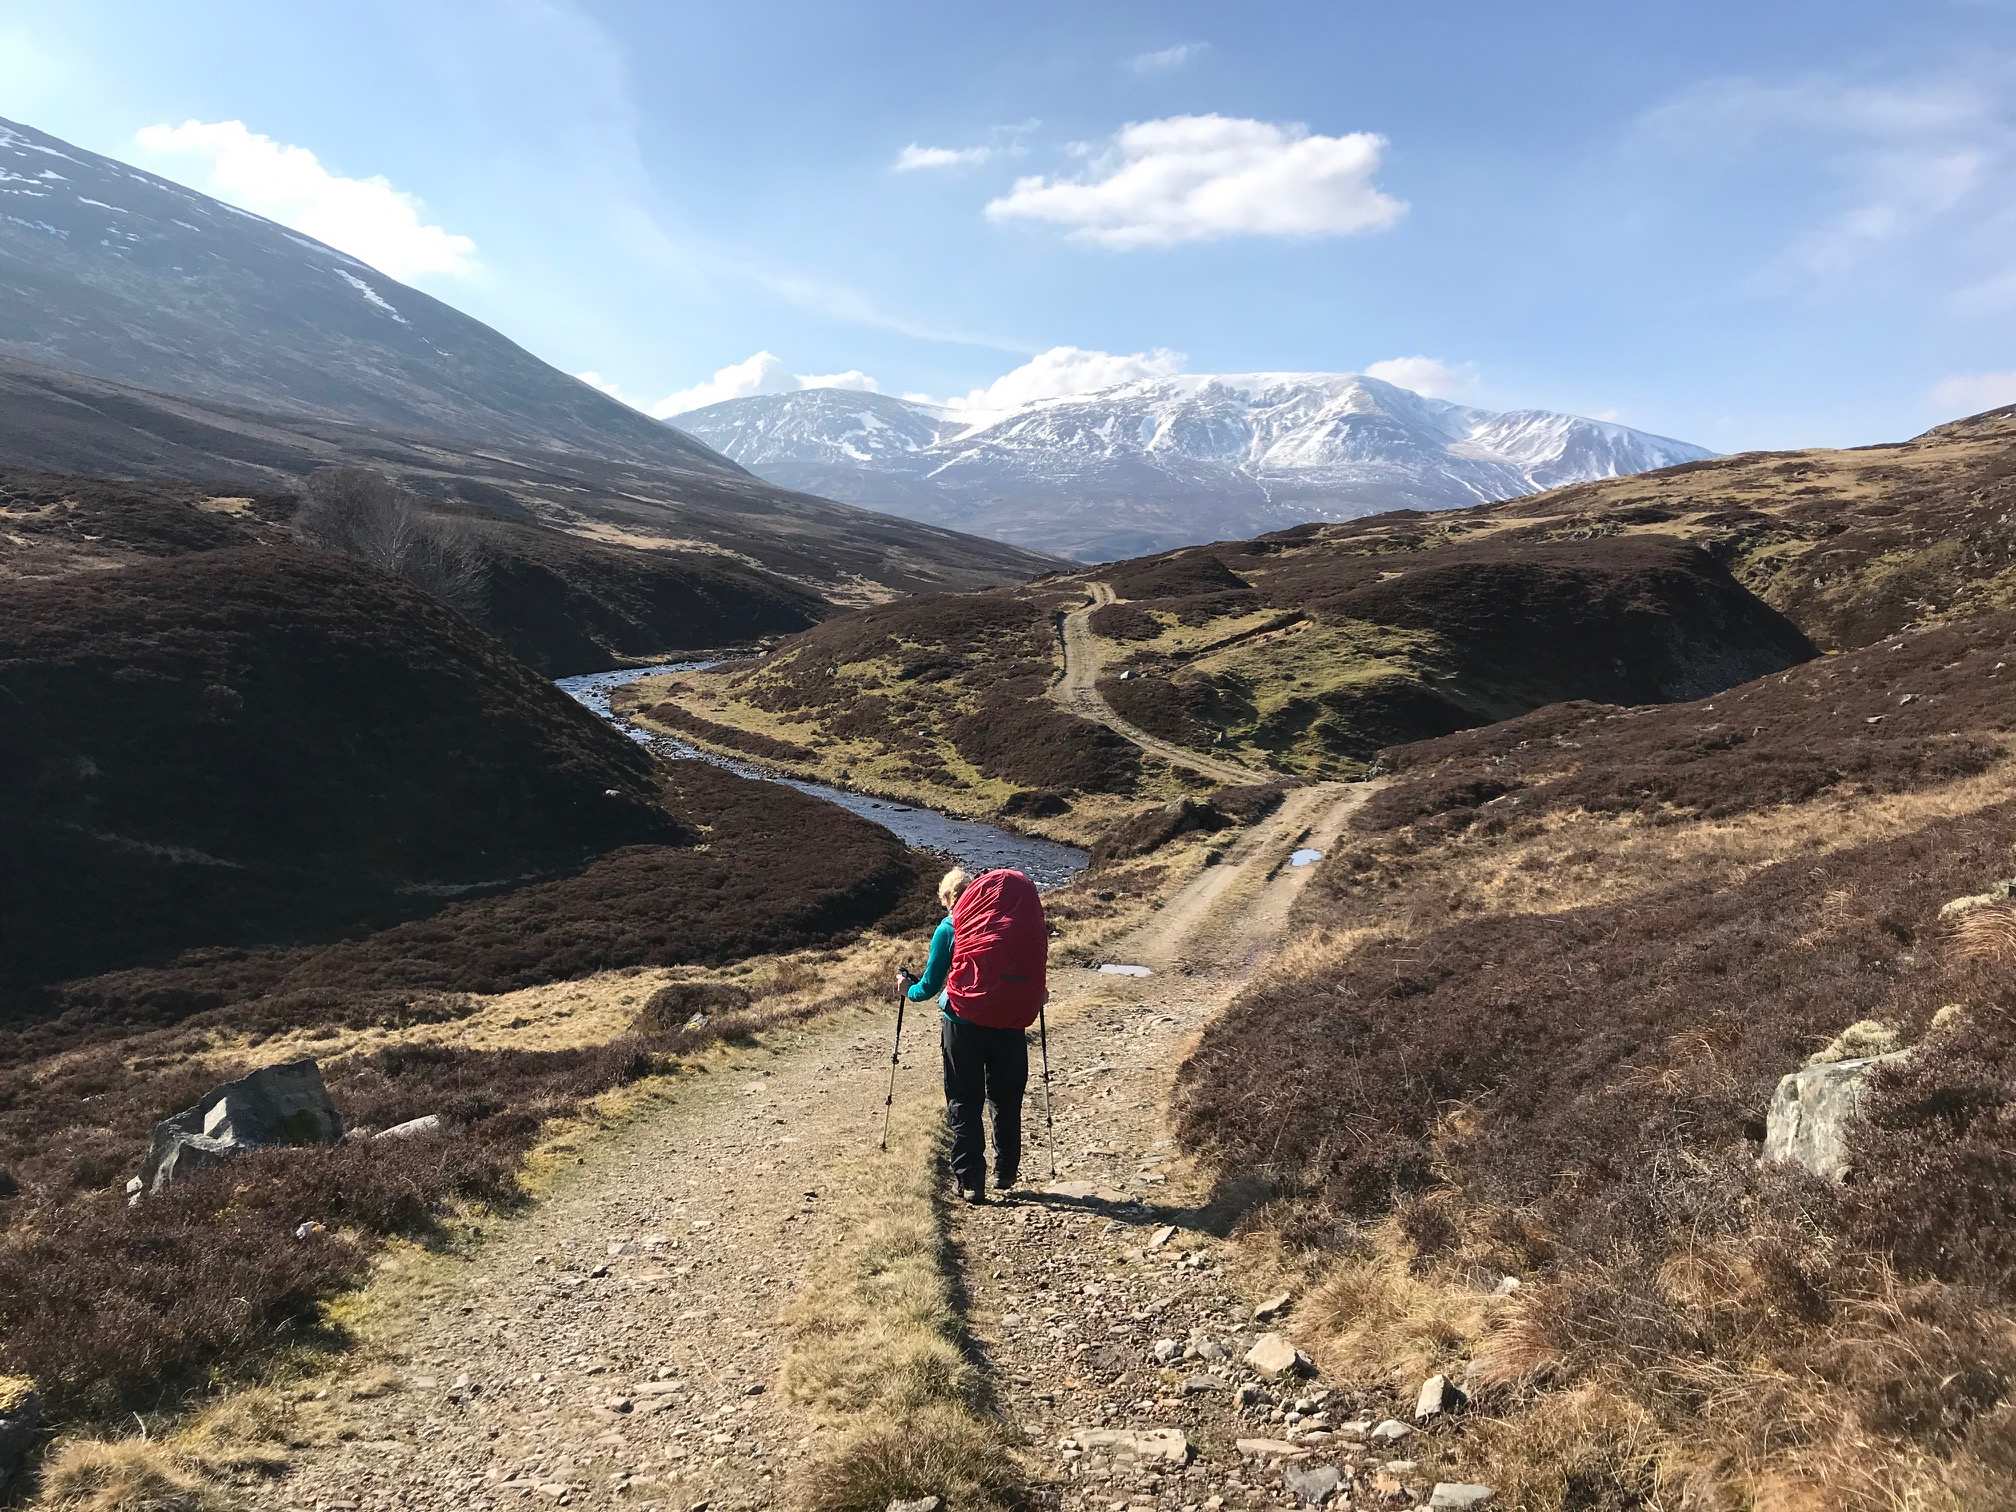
[898,865,1048,1205]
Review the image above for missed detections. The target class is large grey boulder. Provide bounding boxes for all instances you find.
[0,1378,40,1493]
[1762,1051,1909,1182]
[142,1059,343,1194]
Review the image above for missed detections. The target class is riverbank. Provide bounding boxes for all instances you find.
[562,662,1090,886]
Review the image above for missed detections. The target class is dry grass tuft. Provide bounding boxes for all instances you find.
[1948,901,2016,966]
[783,1102,1020,1510]
[801,1406,1023,1512]
[30,1439,219,1512]
[177,1388,297,1477]
[1303,1219,1488,1389]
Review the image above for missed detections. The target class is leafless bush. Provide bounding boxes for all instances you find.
[296,468,486,612]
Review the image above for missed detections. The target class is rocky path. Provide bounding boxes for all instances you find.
[950,782,1489,1511]
[1052,583,1275,788]
[269,782,1402,1512]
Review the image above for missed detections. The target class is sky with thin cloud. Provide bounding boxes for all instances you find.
[1,1,2010,449]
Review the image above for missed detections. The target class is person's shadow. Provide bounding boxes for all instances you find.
[997,1172,1271,1241]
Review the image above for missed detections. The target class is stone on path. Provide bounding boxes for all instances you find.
[1370,1418,1413,1443]
[887,1498,942,1512]
[1148,1224,1176,1249]
[1244,1331,1310,1377]
[1234,1437,1308,1459]
[1065,1426,1190,1465]
[1284,1463,1344,1505]
[1253,1290,1292,1320]
[1415,1373,1466,1420]
[1429,1485,1497,1509]
[1152,1338,1183,1364]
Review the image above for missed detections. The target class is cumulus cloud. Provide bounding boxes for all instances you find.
[132,119,476,282]
[1929,370,2016,416]
[1362,356,1480,400]
[985,115,1405,248]
[585,353,887,419]
[1128,42,1208,74]
[893,142,995,172]
[796,368,881,392]
[940,345,1189,416]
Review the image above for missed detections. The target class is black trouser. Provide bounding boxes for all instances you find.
[940,1014,1028,1193]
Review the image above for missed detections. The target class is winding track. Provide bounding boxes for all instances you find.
[1051,581,1277,787]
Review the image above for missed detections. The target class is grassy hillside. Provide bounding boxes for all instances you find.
[1093,532,1816,777]
[0,467,823,675]
[624,583,1185,844]
[1454,403,2016,649]
[1177,615,2016,1508]
[636,525,1819,825]
[0,356,1060,608]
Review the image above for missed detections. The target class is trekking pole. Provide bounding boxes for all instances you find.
[880,978,908,1152]
[1038,999,1057,1179]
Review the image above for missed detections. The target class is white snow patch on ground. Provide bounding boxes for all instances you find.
[77,197,126,212]
[1097,963,1154,977]
[37,170,66,181]
[335,268,409,324]
[1289,848,1323,867]
[4,216,66,238]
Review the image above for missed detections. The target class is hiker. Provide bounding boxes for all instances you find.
[898,865,1048,1204]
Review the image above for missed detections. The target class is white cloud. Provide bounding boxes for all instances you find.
[646,351,794,416]
[985,115,1405,248]
[586,353,888,418]
[1128,42,1208,74]
[575,370,627,400]
[1638,74,1997,143]
[892,122,1039,175]
[940,345,1188,415]
[1362,356,1480,400]
[796,368,881,392]
[1929,370,2016,416]
[1639,66,2014,287]
[893,143,995,172]
[131,119,477,282]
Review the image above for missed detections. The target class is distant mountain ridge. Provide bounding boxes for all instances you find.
[0,117,1056,607]
[672,374,1713,560]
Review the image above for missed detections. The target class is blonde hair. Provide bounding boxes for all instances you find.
[937,866,970,911]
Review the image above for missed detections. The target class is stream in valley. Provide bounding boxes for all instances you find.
[558,662,1089,887]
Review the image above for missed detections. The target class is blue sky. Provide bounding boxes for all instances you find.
[4,0,2013,449]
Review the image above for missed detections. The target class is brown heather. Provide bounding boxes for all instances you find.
[1177,606,2016,1507]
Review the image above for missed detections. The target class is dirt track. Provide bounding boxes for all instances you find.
[1052,582,1276,787]
[265,778,1365,1510]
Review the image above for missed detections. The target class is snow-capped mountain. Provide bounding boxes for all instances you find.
[0,116,733,474]
[673,374,1713,560]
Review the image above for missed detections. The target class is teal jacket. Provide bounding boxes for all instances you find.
[907,915,954,1011]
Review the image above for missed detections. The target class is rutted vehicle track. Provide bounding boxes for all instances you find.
[1051,582,1277,787]
[262,781,1369,1511]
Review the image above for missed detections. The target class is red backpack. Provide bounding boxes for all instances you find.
[946,868,1047,1030]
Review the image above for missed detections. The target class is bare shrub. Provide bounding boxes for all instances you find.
[295,468,485,613]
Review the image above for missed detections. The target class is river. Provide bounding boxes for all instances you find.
[558,662,1089,888]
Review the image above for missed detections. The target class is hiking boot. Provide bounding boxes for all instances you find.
[995,1170,1019,1194]
[959,1186,987,1206]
